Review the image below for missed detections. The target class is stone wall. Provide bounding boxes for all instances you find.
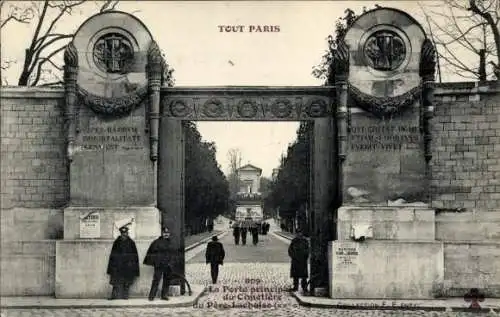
[431,81,500,211]
[1,87,68,210]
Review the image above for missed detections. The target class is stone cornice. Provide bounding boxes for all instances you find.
[434,81,499,96]
[0,86,64,99]
[1,82,498,100]
[161,86,335,95]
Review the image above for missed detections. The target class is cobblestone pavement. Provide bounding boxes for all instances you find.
[2,233,497,317]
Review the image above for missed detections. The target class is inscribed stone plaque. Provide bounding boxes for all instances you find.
[79,210,101,238]
[343,106,426,204]
[70,106,155,206]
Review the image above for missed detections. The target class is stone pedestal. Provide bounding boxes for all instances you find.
[63,206,160,240]
[329,205,444,299]
[329,240,444,299]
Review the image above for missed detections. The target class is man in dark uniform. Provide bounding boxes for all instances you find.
[106,226,139,300]
[240,226,248,245]
[144,227,173,301]
[232,223,240,245]
[205,236,225,284]
[288,229,309,293]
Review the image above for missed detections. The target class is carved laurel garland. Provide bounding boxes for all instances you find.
[349,84,421,118]
[77,85,148,116]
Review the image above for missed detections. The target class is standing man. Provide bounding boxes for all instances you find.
[144,227,173,301]
[288,229,309,293]
[232,223,240,245]
[240,226,248,245]
[106,226,139,300]
[205,236,225,284]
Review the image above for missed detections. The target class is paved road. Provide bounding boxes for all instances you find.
[2,233,496,317]
[188,231,289,264]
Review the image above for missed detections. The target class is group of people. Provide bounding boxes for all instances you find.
[107,226,176,301]
[232,223,260,245]
[107,223,309,300]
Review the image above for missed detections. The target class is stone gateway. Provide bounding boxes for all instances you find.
[1,7,500,301]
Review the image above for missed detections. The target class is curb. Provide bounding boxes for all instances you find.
[281,232,500,313]
[0,286,206,309]
[291,293,500,313]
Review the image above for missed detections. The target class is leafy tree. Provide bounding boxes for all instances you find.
[184,121,230,235]
[267,121,312,233]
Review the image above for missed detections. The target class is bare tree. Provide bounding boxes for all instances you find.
[419,0,499,80]
[1,0,119,86]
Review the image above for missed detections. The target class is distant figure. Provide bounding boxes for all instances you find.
[205,236,225,284]
[233,225,240,245]
[288,230,309,293]
[106,226,139,300]
[240,226,248,245]
[144,228,173,301]
[207,218,214,232]
[251,226,259,245]
[229,221,233,229]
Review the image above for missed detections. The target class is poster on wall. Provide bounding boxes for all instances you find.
[113,214,137,239]
[79,210,101,238]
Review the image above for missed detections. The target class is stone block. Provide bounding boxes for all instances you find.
[0,208,63,242]
[436,211,500,241]
[0,240,56,296]
[63,206,161,240]
[55,240,168,298]
[337,206,435,241]
[329,240,444,299]
[443,242,500,297]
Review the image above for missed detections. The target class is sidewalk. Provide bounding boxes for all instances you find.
[0,230,227,309]
[276,231,500,313]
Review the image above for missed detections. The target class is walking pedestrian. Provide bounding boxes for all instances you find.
[144,227,173,301]
[233,224,240,245]
[240,226,248,245]
[106,226,139,300]
[288,229,309,293]
[251,226,259,245]
[205,236,225,284]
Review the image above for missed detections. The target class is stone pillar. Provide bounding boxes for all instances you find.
[157,118,185,293]
[310,116,336,293]
[419,38,436,167]
[63,41,78,162]
[333,39,350,209]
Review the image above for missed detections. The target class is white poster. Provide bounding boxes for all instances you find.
[79,210,101,238]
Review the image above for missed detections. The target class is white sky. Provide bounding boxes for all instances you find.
[1,1,474,178]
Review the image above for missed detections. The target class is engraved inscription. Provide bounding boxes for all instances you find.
[80,126,142,151]
[350,125,420,151]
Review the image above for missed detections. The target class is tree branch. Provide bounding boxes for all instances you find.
[469,0,500,73]
[28,34,71,76]
[31,45,65,86]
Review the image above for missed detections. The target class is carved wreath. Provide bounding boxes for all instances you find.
[348,84,421,118]
[77,85,148,116]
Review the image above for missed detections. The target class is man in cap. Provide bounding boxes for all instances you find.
[205,236,225,284]
[106,225,140,299]
[144,227,173,301]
